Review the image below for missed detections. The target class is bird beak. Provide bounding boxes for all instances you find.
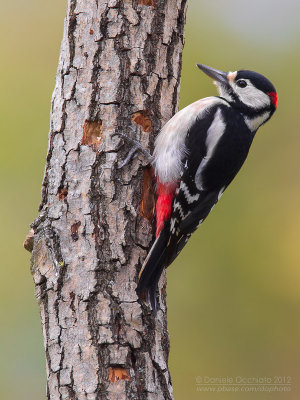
[196,64,228,85]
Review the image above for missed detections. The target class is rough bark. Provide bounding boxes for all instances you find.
[29,1,187,398]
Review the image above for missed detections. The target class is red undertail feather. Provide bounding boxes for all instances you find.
[155,180,177,237]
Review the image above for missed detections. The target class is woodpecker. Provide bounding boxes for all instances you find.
[133,64,278,312]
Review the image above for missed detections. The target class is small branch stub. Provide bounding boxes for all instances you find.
[23,228,34,253]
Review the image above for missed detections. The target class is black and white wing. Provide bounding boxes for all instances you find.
[165,103,253,265]
[164,107,225,266]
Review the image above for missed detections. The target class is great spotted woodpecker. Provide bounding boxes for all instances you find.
[128,64,277,312]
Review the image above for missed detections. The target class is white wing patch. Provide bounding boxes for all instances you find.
[154,97,229,184]
[195,108,226,191]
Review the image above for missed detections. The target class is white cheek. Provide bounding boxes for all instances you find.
[234,84,271,109]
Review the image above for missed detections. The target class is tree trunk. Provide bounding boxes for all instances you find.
[28,1,187,398]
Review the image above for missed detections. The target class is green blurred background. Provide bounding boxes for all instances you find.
[1,0,299,398]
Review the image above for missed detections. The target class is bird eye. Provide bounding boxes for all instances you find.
[237,79,247,88]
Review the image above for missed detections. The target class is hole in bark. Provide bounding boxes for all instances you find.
[132,111,152,133]
[82,120,103,150]
[109,367,130,382]
[71,221,81,241]
[139,166,156,223]
[89,28,94,35]
[138,0,154,6]
[58,187,68,200]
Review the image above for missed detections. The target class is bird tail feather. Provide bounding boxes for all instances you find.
[136,227,169,313]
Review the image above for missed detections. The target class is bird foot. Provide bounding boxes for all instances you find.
[113,129,154,168]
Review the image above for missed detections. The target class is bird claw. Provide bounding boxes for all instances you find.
[117,145,139,169]
[113,130,154,168]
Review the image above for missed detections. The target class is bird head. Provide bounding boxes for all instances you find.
[197,64,278,131]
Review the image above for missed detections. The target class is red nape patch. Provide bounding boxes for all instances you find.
[156,181,177,237]
[268,92,278,108]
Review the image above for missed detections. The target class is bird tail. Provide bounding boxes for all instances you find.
[136,226,170,313]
